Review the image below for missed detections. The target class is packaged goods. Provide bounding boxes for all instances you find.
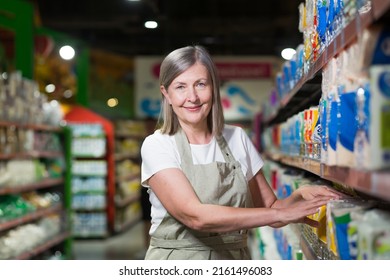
[322,58,339,165]
[354,85,371,169]
[308,204,327,243]
[310,106,321,160]
[337,91,358,167]
[327,94,339,166]
[326,198,375,259]
[365,65,390,169]
[357,209,390,259]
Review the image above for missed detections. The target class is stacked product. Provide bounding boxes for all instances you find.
[273,0,369,101]
[0,71,63,126]
[326,199,390,259]
[68,123,108,237]
[257,161,390,259]
[320,25,390,170]
[258,0,390,260]
[263,24,390,171]
[0,215,61,259]
[113,120,145,232]
[0,71,69,259]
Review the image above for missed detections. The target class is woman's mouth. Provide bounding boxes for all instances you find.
[184,105,202,111]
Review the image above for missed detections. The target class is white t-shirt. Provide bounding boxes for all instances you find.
[141,125,264,234]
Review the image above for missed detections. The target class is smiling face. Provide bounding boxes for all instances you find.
[161,62,213,131]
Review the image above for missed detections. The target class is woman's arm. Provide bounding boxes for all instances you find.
[148,168,336,233]
[248,170,341,228]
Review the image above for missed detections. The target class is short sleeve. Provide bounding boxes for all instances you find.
[232,127,264,181]
[236,126,264,180]
[140,131,181,187]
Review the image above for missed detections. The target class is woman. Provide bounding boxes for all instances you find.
[141,45,339,260]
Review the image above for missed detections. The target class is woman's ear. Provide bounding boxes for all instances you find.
[160,85,171,104]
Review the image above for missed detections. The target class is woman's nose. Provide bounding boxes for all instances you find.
[187,88,198,102]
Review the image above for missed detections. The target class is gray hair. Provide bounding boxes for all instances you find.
[158,45,224,136]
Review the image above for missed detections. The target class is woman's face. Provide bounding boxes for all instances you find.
[161,62,213,130]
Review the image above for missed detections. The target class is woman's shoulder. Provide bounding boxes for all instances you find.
[223,124,247,140]
[222,124,254,152]
[142,129,175,148]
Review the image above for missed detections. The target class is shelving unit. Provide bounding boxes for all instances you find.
[266,153,390,201]
[113,120,145,233]
[259,0,390,260]
[265,0,390,126]
[0,121,71,260]
[67,123,109,238]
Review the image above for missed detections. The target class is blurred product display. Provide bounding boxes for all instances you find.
[255,0,390,260]
[0,0,389,261]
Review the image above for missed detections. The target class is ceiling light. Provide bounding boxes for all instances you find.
[144,21,158,29]
[63,90,73,98]
[45,84,56,93]
[59,45,75,60]
[107,98,119,107]
[281,48,296,60]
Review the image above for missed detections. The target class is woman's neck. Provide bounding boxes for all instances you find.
[180,123,212,144]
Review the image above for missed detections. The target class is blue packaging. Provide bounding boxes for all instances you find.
[339,91,358,153]
[371,27,390,65]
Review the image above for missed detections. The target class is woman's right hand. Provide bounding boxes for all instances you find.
[278,196,332,227]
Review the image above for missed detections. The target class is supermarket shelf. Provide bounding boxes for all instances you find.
[73,232,108,239]
[266,152,322,176]
[264,0,385,125]
[115,193,140,208]
[0,178,64,195]
[266,153,390,201]
[71,135,105,139]
[0,151,63,160]
[72,154,106,159]
[322,165,390,201]
[71,173,107,177]
[115,132,146,140]
[116,172,140,184]
[114,120,146,235]
[279,155,322,176]
[72,206,107,212]
[0,121,63,132]
[261,0,390,263]
[114,153,140,162]
[300,235,319,260]
[0,204,62,232]
[13,231,71,260]
[300,225,337,260]
[114,213,141,233]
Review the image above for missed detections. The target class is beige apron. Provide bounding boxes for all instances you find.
[145,128,253,260]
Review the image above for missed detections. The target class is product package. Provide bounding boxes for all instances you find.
[337,90,358,167]
[357,209,390,260]
[366,65,390,169]
[353,25,390,169]
[326,198,375,259]
[322,58,339,166]
[308,204,327,244]
[354,84,371,169]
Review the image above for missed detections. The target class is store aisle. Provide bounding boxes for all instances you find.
[72,221,147,260]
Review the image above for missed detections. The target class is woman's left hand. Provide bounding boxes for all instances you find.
[296,185,341,201]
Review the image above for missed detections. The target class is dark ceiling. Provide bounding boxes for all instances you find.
[32,0,303,58]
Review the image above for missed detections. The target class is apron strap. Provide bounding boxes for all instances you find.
[216,134,235,163]
[175,128,192,162]
[150,233,248,251]
[175,127,235,164]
